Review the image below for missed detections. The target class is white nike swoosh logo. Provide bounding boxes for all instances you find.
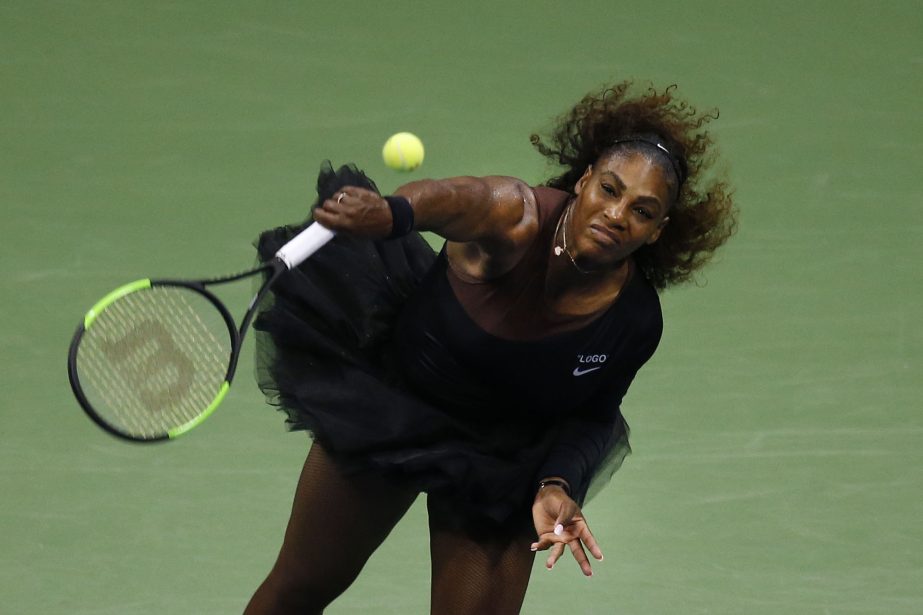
[573,365,603,377]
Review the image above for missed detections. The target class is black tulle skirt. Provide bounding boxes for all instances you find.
[253,163,568,527]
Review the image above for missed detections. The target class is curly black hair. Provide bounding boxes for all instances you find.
[530,81,737,289]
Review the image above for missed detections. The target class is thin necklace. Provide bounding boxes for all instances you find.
[553,202,596,275]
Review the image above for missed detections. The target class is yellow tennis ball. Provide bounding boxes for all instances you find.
[382,132,424,172]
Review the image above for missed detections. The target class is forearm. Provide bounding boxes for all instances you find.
[537,420,623,503]
[535,380,634,503]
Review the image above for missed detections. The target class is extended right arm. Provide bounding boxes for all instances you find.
[313,176,539,279]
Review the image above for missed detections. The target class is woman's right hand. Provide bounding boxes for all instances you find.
[313,186,395,238]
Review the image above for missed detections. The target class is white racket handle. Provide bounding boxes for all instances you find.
[274,222,336,269]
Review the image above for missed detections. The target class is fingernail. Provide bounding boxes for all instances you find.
[530,545,537,552]
[554,524,564,536]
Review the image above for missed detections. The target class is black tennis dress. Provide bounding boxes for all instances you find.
[253,164,662,526]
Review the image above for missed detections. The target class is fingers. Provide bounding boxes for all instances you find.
[539,537,591,576]
[312,191,345,226]
[568,538,593,576]
[318,187,378,213]
[528,521,569,552]
[545,542,565,570]
[529,520,604,576]
[312,187,391,236]
[580,525,604,562]
[554,508,571,528]
[315,188,356,220]
[529,533,556,552]
[560,517,603,562]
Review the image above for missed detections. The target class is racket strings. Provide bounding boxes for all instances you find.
[76,286,232,438]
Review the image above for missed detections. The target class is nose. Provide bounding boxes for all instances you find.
[603,199,629,228]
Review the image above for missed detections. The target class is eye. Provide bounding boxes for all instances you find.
[601,183,617,196]
[634,207,654,220]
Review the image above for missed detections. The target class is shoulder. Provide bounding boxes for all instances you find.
[532,185,570,204]
[531,186,571,229]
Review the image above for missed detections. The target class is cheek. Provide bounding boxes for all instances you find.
[621,219,656,245]
[572,200,593,225]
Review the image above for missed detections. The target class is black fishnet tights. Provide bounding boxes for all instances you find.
[244,444,536,614]
[427,497,535,614]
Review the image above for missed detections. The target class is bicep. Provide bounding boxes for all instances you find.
[477,176,539,243]
[400,175,536,241]
[454,178,539,280]
[440,177,539,279]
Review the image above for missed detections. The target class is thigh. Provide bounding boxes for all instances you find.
[252,442,418,612]
[426,495,536,615]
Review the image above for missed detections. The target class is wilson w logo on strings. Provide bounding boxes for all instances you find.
[100,320,195,411]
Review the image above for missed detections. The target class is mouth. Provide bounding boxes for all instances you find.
[589,223,621,247]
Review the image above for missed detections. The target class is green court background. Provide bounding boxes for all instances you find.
[2,1,921,613]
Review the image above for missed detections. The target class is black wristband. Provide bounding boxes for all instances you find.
[384,195,414,239]
[538,478,571,496]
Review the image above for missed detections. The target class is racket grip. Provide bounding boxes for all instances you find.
[275,223,336,269]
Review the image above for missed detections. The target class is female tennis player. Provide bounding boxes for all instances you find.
[244,80,736,614]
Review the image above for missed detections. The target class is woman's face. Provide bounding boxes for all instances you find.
[571,151,672,268]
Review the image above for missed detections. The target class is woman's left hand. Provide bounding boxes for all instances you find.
[531,485,604,576]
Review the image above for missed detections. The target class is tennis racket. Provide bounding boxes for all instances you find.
[67,222,335,443]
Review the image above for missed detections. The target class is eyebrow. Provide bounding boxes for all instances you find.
[599,170,665,212]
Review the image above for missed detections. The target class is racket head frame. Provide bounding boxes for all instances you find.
[66,220,323,444]
[66,271,261,443]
